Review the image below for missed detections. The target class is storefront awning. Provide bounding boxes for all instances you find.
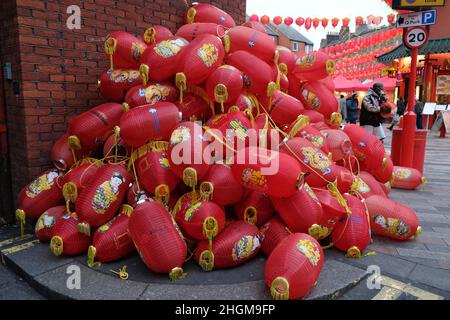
[377,38,450,64]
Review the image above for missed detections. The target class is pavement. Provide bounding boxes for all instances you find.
[0,125,449,300]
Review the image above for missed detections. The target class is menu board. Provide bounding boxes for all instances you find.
[436,75,450,95]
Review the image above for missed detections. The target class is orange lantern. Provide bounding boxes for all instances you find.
[234,190,275,227]
[35,206,67,242]
[223,26,276,63]
[87,204,136,265]
[75,163,131,228]
[129,200,187,280]
[265,233,324,300]
[119,102,180,148]
[194,220,261,271]
[104,31,147,70]
[366,195,421,241]
[50,212,91,256]
[259,217,291,256]
[185,3,236,28]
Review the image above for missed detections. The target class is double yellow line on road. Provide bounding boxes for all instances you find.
[372,276,444,300]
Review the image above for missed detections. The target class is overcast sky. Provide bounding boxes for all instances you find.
[246,0,395,49]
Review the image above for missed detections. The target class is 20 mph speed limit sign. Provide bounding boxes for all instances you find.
[403,26,429,49]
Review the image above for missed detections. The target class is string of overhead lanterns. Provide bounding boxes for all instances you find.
[247,13,398,30]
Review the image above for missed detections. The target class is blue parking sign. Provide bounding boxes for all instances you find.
[422,10,436,25]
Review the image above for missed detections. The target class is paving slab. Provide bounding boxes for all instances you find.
[408,264,450,292]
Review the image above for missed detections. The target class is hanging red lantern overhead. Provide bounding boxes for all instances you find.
[250,14,259,22]
[355,16,363,26]
[305,17,312,30]
[331,18,339,28]
[296,17,305,27]
[387,13,396,25]
[261,15,270,25]
[273,16,283,25]
[312,18,320,29]
[342,17,350,28]
[284,16,293,26]
[321,18,329,29]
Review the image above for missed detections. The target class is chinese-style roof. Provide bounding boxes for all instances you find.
[377,38,450,63]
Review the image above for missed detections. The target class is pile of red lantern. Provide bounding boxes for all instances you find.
[15,3,425,300]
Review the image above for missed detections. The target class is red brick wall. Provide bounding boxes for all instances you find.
[0,0,246,203]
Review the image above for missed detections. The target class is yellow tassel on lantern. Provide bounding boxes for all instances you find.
[50,236,64,256]
[87,245,101,268]
[104,37,117,71]
[169,267,187,281]
[214,84,228,114]
[243,207,258,225]
[270,277,290,300]
[143,27,156,45]
[139,64,150,86]
[15,209,26,238]
[202,217,219,239]
[198,250,214,272]
[175,72,187,104]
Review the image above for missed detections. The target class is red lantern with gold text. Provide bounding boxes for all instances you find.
[235,190,275,227]
[124,81,179,108]
[35,206,67,242]
[226,50,274,96]
[169,122,211,189]
[206,65,243,112]
[176,34,224,87]
[300,81,339,121]
[331,194,371,258]
[50,212,91,256]
[68,103,126,153]
[98,69,142,103]
[343,124,386,171]
[133,141,179,203]
[51,134,85,171]
[185,3,236,28]
[139,37,190,82]
[120,102,180,148]
[350,172,386,200]
[87,204,136,266]
[200,164,244,206]
[232,146,304,198]
[292,51,335,82]
[104,31,147,70]
[391,166,426,190]
[129,200,187,280]
[366,195,421,241]
[143,25,173,45]
[265,233,323,300]
[271,181,327,240]
[16,169,64,231]
[287,116,330,155]
[194,220,261,271]
[76,163,131,228]
[259,217,291,256]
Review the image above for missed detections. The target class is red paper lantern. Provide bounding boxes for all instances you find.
[321,18,329,28]
[226,50,273,96]
[51,134,85,171]
[35,206,67,242]
[273,16,282,25]
[194,220,261,271]
[177,34,225,86]
[88,204,136,265]
[76,163,131,228]
[391,166,426,190]
[224,26,277,63]
[16,169,64,222]
[299,81,339,121]
[296,17,305,26]
[103,134,131,159]
[312,18,320,29]
[60,158,103,198]
[292,51,335,82]
[265,233,323,300]
[200,164,244,206]
[314,189,347,236]
[185,3,236,28]
[168,122,211,188]
[231,146,304,198]
[261,15,270,25]
[356,171,388,198]
[259,217,291,256]
[177,91,213,122]
[331,18,339,28]
[126,181,151,208]
[320,129,353,162]
[206,65,243,108]
[366,195,421,241]
[235,190,275,227]
[356,16,364,26]
[125,82,179,109]
[370,156,394,184]
[120,102,180,148]
[284,17,293,26]
[98,69,142,103]
[303,110,325,124]
[287,116,330,154]
[250,14,259,22]
[261,90,305,128]
[104,31,147,70]
[68,103,126,152]
[143,25,173,45]
[276,46,296,75]
[342,17,350,28]
[140,36,190,82]
[331,194,371,258]
[50,212,91,256]
[129,200,187,279]
[305,18,312,30]
[175,23,221,41]
[242,21,267,33]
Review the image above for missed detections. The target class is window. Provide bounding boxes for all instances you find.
[291,41,299,52]
[305,45,313,53]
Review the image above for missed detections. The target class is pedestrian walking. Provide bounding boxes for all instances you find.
[346,93,359,124]
[360,83,386,142]
[339,95,347,124]
[415,98,424,130]
[388,97,405,131]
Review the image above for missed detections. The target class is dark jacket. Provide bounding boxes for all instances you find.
[397,98,405,116]
[360,88,384,127]
[346,96,359,123]
[414,100,424,115]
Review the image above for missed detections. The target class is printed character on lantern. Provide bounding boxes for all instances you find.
[301,147,331,175]
[296,239,321,266]
[242,169,268,191]
[92,173,125,214]
[139,85,171,105]
[110,70,140,83]
[232,235,261,261]
[26,170,59,198]
[35,212,56,233]
[229,119,248,141]
[394,168,412,180]
[296,54,316,68]
[197,43,219,67]
[154,39,187,57]
[170,126,191,146]
[131,42,145,61]
[302,89,320,110]
[98,218,115,233]
[373,215,411,238]
[184,202,202,222]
